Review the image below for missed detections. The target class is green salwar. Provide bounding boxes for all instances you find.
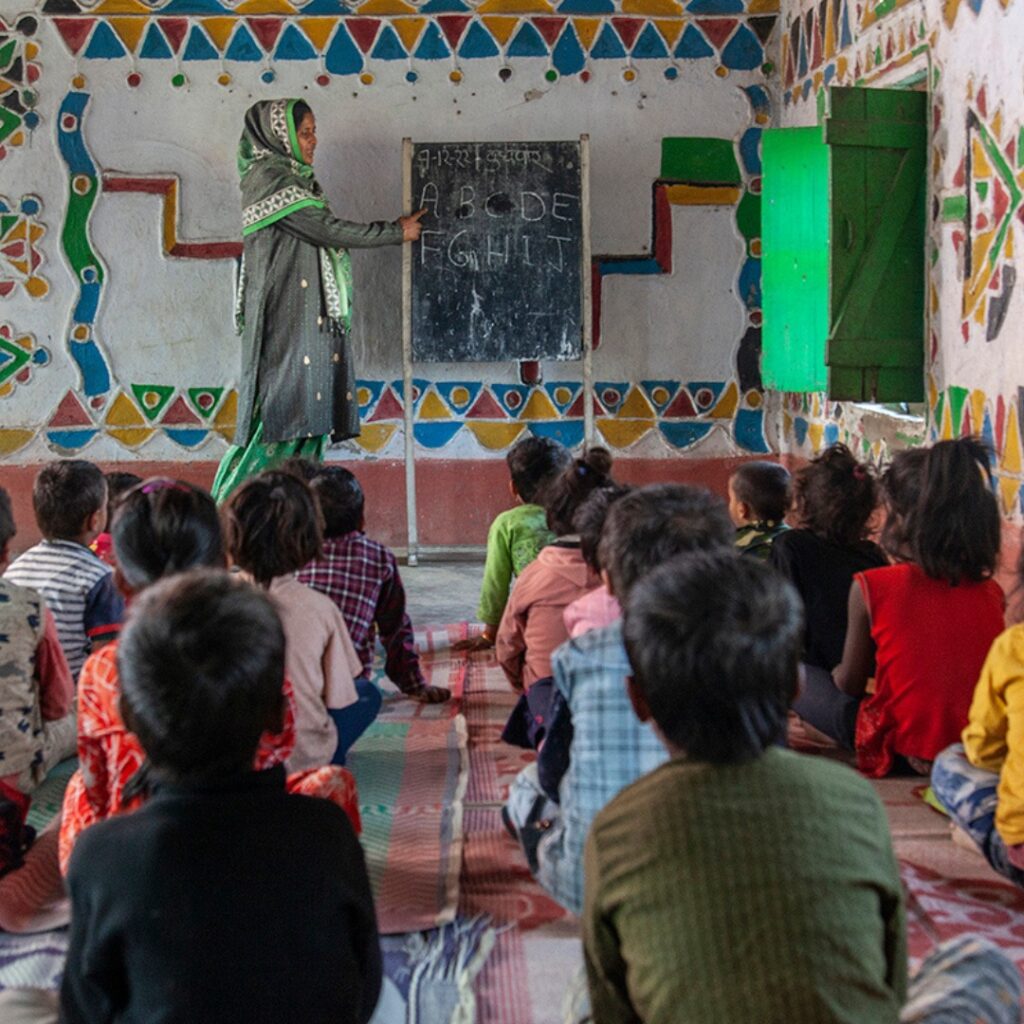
[211,414,327,504]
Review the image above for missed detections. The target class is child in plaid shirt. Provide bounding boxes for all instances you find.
[299,467,450,705]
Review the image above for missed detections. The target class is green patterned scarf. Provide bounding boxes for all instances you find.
[235,98,353,334]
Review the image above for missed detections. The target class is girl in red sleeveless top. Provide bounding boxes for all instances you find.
[835,438,1004,776]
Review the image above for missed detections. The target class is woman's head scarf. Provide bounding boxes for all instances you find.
[235,99,353,334]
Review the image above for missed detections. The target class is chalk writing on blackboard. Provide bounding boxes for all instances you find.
[409,141,584,363]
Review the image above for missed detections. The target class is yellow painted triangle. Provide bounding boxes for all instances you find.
[811,392,821,417]
[572,17,601,49]
[747,0,780,12]
[1001,400,1022,473]
[109,16,148,51]
[479,0,552,13]
[597,419,653,449]
[623,0,682,14]
[235,0,298,13]
[355,423,397,453]
[940,395,953,439]
[419,391,452,420]
[928,374,938,411]
[105,392,146,428]
[808,422,824,451]
[710,380,739,419]
[520,389,559,421]
[824,0,836,56]
[108,427,155,448]
[360,0,418,12]
[95,0,150,12]
[214,390,238,432]
[297,17,337,50]
[9,259,28,274]
[992,109,1003,139]
[9,221,26,241]
[25,42,40,60]
[653,18,684,47]
[970,389,987,437]
[972,136,993,178]
[1006,230,1015,259]
[393,17,427,49]
[27,224,43,243]
[999,475,1019,516]
[616,386,656,420]
[201,17,237,50]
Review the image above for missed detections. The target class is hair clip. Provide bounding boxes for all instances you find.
[140,479,191,495]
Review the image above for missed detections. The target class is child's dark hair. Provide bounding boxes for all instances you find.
[113,479,223,592]
[223,471,322,586]
[545,447,614,536]
[731,461,791,523]
[32,460,106,540]
[599,484,735,600]
[573,484,632,573]
[310,467,364,538]
[793,444,877,546]
[118,570,285,780]
[506,436,572,504]
[0,486,14,550]
[104,471,143,527]
[624,551,803,764]
[906,437,999,584]
[879,447,929,560]
[279,456,320,483]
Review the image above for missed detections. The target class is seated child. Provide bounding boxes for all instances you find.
[506,484,735,914]
[225,471,372,769]
[5,461,124,680]
[495,448,611,748]
[298,466,449,704]
[932,533,1024,888]
[562,484,631,639]
[0,487,75,795]
[60,478,360,874]
[770,443,886,671]
[90,471,142,567]
[728,460,791,559]
[61,570,382,1024]
[584,549,1020,1024]
[796,439,1005,777]
[454,436,571,652]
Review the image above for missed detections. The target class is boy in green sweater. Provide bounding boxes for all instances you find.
[455,437,570,652]
[584,550,1020,1024]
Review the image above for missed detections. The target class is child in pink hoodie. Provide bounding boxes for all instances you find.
[496,448,613,748]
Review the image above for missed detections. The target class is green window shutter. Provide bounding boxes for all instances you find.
[761,86,927,401]
[825,87,926,402]
[762,127,831,392]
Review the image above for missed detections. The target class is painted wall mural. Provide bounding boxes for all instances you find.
[0,15,41,161]
[43,0,777,85]
[0,195,48,299]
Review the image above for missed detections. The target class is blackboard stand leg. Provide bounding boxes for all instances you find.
[402,137,419,567]
[581,133,595,449]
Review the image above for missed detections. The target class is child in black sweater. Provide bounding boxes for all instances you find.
[61,570,381,1024]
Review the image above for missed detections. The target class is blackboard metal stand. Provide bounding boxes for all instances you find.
[401,136,593,567]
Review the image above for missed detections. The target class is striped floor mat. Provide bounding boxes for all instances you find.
[348,625,470,935]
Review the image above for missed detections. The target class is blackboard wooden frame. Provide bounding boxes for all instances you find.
[401,136,593,564]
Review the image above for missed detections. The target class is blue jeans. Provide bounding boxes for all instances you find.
[329,676,383,766]
[931,743,1024,889]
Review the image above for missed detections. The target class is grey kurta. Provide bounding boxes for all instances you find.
[236,207,403,447]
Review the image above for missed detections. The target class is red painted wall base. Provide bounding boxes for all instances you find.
[1,455,758,557]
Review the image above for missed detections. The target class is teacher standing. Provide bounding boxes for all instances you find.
[212,98,424,502]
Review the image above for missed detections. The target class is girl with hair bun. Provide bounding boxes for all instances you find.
[798,438,1005,777]
[771,443,887,672]
[496,447,612,748]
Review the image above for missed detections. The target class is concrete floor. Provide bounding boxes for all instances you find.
[401,560,484,627]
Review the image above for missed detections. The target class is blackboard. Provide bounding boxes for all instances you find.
[409,140,585,363]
